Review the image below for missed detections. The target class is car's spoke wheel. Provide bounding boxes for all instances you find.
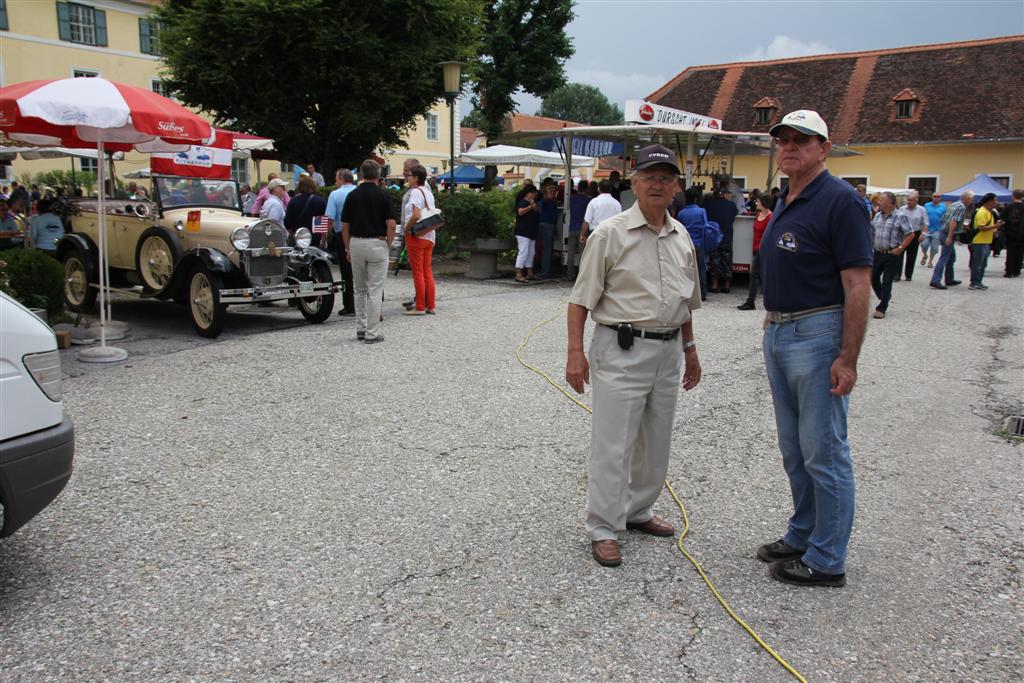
[135,228,183,293]
[298,261,335,324]
[61,251,96,312]
[188,265,226,338]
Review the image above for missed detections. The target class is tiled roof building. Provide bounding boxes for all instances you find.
[645,36,1024,194]
[648,36,1024,145]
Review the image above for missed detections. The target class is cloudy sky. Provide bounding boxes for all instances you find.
[504,0,1023,115]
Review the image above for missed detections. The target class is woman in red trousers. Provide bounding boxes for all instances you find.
[401,164,437,315]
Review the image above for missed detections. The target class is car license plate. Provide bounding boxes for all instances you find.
[299,281,314,293]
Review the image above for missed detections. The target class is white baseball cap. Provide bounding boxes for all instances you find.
[267,178,289,191]
[769,110,829,141]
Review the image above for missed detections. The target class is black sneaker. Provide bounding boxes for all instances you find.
[948,280,962,286]
[337,309,356,317]
[929,282,947,290]
[756,539,804,563]
[737,301,756,310]
[769,558,846,587]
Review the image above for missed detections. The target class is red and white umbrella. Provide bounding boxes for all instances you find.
[0,78,213,361]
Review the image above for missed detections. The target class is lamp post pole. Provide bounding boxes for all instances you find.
[439,61,464,195]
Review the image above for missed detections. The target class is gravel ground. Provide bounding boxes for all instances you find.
[2,249,1021,682]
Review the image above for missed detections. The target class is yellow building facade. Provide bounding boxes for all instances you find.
[0,0,455,187]
[709,141,1024,196]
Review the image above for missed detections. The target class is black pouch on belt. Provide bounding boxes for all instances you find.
[617,323,634,350]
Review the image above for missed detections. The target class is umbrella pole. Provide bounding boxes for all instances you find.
[97,140,108,347]
[78,135,128,363]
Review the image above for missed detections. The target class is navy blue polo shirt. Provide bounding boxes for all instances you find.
[761,170,872,312]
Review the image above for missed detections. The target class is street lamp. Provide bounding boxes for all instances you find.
[439,61,464,194]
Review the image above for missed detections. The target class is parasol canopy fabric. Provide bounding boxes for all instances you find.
[0,78,212,147]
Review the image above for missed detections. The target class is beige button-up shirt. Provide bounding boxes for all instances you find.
[569,202,701,329]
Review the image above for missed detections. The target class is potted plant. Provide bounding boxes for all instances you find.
[435,190,515,279]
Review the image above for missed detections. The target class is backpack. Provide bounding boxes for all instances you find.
[958,206,979,244]
[702,220,723,253]
[1003,202,1024,241]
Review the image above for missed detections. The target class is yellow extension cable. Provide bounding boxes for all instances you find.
[514,295,809,683]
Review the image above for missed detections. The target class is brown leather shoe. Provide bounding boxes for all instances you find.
[591,540,621,567]
[626,516,675,537]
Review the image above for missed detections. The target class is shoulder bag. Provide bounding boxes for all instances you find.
[411,187,444,236]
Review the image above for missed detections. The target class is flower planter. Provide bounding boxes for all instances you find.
[459,238,516,279]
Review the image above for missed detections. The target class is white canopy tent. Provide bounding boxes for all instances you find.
[458,144,596,169]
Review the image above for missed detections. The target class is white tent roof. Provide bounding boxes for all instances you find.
[459,144,596,168]
[0,145,123,161]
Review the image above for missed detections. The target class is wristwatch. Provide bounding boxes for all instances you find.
[683,340,697,352]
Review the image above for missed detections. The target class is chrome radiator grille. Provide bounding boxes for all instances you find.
[244,220,289,285]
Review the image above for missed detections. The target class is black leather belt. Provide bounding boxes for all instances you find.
[603,324,679,340]
[766,304,842,324]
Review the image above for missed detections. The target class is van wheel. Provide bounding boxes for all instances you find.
[61,250,96,312]
[188,265,226,338]
[298,260,335,324]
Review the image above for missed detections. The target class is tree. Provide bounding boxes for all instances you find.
[537,83,622,125]
[156,0,482,175]
[468,0,575,142]
[460,108,488,130]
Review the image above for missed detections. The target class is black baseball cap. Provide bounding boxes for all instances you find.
[634,144,680,174]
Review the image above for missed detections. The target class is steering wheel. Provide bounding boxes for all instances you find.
[133,202,152,219]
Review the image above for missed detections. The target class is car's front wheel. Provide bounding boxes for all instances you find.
[297,260,335,324]
[61,249,96,312]
[188,264,227,338]
[136,228,182,292]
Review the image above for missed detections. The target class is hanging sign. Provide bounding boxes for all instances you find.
[624,100,722,130]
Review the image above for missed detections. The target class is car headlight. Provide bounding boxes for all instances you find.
[230,227,250,250]
[294,227,312,248]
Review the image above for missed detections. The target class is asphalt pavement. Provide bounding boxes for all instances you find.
[2,250,1022,682]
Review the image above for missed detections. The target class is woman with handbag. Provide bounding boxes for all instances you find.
[401,164,437,315]
[514,186,541,283]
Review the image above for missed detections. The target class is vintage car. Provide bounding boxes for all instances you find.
[56,176,338,338]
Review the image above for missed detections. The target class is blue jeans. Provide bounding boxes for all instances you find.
[930,241,957,285]
[763,310,854,574]
[538,221,556,278]
[969,243,991,285]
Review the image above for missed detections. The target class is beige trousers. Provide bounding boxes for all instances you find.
[586,324,683,542]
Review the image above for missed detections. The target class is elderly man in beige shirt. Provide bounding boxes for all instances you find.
[566,144,703,568]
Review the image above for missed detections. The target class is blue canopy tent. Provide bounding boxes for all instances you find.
[435,166,505,185]
[941,174,1012,202]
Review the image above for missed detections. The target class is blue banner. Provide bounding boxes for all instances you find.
[534,136,623,159]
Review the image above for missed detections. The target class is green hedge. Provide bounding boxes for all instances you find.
[435,189,514,243]
[0,249,65,317]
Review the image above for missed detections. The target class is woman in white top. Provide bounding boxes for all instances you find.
[401,164,437,315]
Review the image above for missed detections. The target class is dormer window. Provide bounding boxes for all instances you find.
[752,97,780,127]
[891,88,923,122]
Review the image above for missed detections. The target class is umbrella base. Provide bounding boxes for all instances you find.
[77,345,128,363]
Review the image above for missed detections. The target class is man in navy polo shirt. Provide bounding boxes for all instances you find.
[757,110,873,587]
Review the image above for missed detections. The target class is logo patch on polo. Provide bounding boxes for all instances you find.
[777,232,798,252]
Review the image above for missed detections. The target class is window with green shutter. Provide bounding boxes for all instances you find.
[56,2,106,46]
[0,0,9,32]
[139,17,162,55]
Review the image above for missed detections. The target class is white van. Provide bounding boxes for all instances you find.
[0,292,74,537]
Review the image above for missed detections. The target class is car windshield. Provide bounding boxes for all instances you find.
[154,177,240,210]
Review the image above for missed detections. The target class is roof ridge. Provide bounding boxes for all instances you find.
[646,34,1024,102]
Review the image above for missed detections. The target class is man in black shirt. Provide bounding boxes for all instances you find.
[341,159,396,344]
